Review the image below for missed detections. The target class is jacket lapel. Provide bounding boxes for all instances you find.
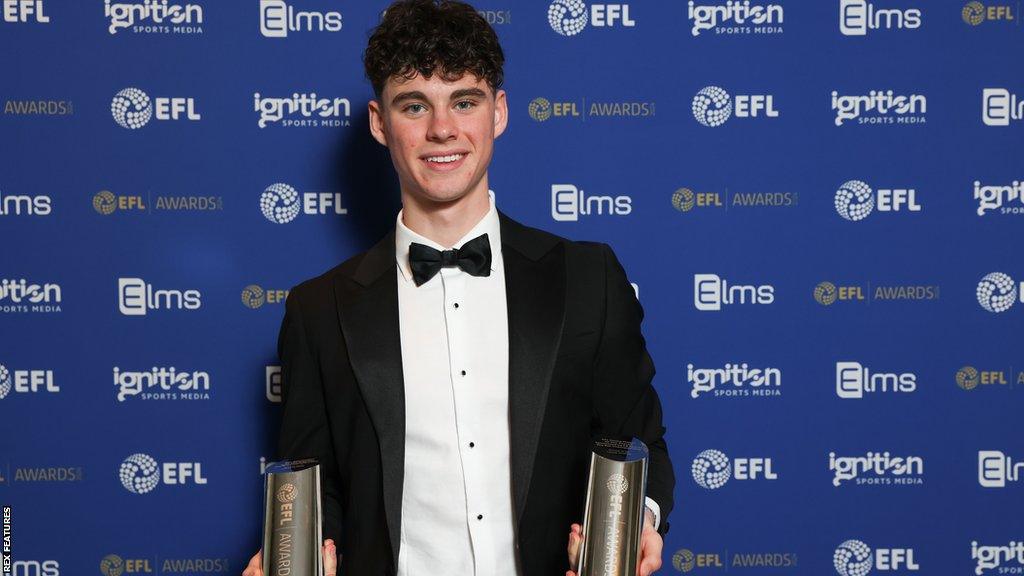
[333,231,406,569]
[500,212,567,523]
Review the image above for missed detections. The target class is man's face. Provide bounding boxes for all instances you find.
[369,71,507,206]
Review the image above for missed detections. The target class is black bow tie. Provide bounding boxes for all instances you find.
[408,233,492,286]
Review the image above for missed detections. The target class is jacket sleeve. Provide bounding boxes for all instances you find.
[591,243,675,535]
[275,287,345,543]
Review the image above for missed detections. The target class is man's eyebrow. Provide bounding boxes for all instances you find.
[391,90,428,106]
[450,88,487,100]
[390,87,488,106]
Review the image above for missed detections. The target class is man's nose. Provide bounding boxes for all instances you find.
[427,107,458,142]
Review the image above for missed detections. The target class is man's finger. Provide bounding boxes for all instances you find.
[242,550,262,576]
[567,523,582,567]
[637,528,664,576]
[323,539,338,576]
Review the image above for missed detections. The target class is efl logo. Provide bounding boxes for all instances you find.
[693,273,774,311]
[962,2,1015,25]
[834,180,921,221]
[687,363,782,398]
[692,86,778,127]
[670,187,798,212]
[956,366,1013,391]
[266,365,282,403]
[527,96,656,122]
[259,0,341,38]
[976,272,1021,313]
[0,188,51,216]
[814,281,865,305]
[111,87,200,129]
[241,284,288,309]
[0,278,62,314]
[0,364,58,400]
[832,90,927,126]
[973,541,1024,575]
[114,366,211,402]
[691,449,776,490]
[260,183,347,224]
[975,180,1023,216]
[2,0,47,22]
[550,184,631,222]
[834,540,919,575]
[982,88,1024,126]
[104,0,204,35]
[117,277,201,316]
[119,453,207,494]
[254,92,351,128]
[836,361,917,399]
[547,0,634,36]
[100,555,154,576]
[839,0,921,35]
[979,450,1023,488]
[829,451,924,487]
[687,1,784,37]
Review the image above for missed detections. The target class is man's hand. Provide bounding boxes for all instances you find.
[242,540,339,576]
[566,510,663,576]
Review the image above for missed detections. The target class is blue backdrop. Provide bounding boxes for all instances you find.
[2,1,1023,575]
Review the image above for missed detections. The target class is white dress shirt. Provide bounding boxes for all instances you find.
[393,191,660,575]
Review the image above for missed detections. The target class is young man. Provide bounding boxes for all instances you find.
[243,1,674,575]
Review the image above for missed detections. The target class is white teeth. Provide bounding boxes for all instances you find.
[426,154,464,163]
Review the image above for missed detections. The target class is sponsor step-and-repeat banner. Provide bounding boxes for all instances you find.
[2,0,1022,574]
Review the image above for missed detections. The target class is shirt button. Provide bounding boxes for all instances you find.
[469,442,475,448]
[461,370,467,376]
[453,302,459,309]
[477,514,483,520]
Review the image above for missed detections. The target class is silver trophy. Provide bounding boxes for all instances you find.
[576,438,649,576]
[262,458,323,576]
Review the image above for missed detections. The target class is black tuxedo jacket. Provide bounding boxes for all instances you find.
[276,211,675,575]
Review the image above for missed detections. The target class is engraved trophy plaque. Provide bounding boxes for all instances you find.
[577,438,649,576]
[262,458,323,576]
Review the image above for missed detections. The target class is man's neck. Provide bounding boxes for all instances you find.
[400,184,491,248]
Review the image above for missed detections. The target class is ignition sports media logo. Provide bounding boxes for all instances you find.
[111,87,200,129]
[836,362,917,399]
[813,280,939,305]
[547,0,635,36]
[254,92,351,128]
[550,184,631,221]
[687,1,784,37]
[259,0,341,38]
[671,548,798,572]
[973,541,1024,575]
[527,96,655,122]
[834,180,921,221]
[694,274,774,311]
[830,452,924,486]
[259,183,347,224]
[834,540,919,575]
[670,186,798,213]
[687,363,782,398]
[979,450,1024,487]
[832,90,927,126]
[119,453,207,494]
[975,180,1024,216]
[839,0,922,36]
[241,284,288,309]
[692,86,778,127]
[3,99,72,116]
[92,189,223,215]
[982,88,1024,126]
[114,366,210,402]
[266,365,282,403]
[956,365,1021,390]
[962,2,1016,26]
[691,449,777,490]
[0,278,62,314]
[0,363,58,400]
[0,188,51,216]
[104,0,204,35]
[2,0,49,22]
[117,277,202,316]
[977,272,1021,313]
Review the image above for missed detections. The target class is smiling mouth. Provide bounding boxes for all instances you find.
[421,152,468,172]
[423,153,466,164]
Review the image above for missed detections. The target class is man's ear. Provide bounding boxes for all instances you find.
[493,89,508,139]
[368,99,388,147]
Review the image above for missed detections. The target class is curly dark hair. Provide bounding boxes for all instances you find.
[364,0,505,98]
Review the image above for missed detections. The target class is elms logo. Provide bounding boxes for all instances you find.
[839,0,921,36]
[982,88,1024,126]
[834,180,921,221]
[547,0,635,36]
[978,450,1023,488]
[259,0,341,38]
[0,188,51,216]
[694,274,774,311]
[550,184,631,221]
[977,272,1020,313]
[692,86,778,127]
[260,183,347,224]
[836,362,917,399]
[117,278,202,316]
[119,453,207,494]
[691,449,777,490]
[834,540,919,575]
[111,87,200,129]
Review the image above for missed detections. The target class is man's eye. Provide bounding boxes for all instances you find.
[405,103,426,114]
[455,100,477,110]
